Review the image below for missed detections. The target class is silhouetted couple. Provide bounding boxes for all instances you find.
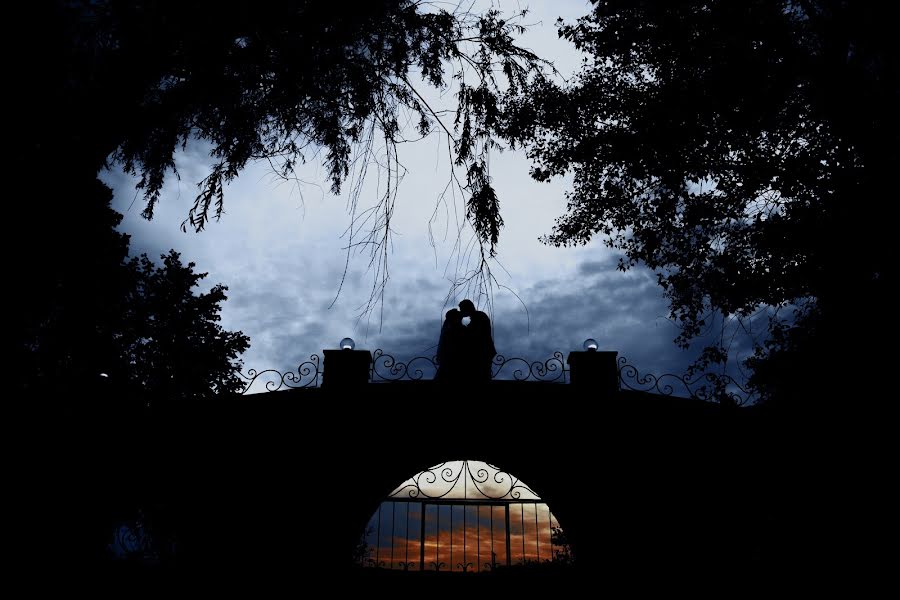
[436,299,496,384]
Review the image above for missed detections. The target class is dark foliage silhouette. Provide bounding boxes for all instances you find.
[550,526,573,565]
[115,251,251,403]
[13,1,547,342]
[21,1,542,248]
[353,526,375,567]
[20,188,250,403]
[501,0,897,403]
[17,180,134,395]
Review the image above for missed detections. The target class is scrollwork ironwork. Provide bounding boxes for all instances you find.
[390,460,539,501]
[617,356,756,406]
[238,354,321,394]
[370,349,569,384]
[370,349,438,382]
[237,349,756,405]
[491,351,568,383]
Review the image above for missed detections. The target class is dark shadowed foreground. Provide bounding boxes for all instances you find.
[31,377,885,594]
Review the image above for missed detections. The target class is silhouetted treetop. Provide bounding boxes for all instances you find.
[46,1,544,255]
[21,188,250,402]
[118,251,251,402]
[501,0,896,397]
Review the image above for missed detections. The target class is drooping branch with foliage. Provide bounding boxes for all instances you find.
[49,1,547,319]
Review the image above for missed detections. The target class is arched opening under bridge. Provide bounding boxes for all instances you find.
[357,459,573,573]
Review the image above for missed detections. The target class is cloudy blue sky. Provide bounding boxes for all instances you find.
[99,0,756,394]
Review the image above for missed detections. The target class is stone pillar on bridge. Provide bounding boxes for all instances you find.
[322,342,373,389]
[567,346,619,397]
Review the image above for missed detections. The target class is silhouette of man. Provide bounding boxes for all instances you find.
[458,299,496,382]
[436,308,463,382]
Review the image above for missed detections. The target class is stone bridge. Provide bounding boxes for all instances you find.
[39,349,845,592]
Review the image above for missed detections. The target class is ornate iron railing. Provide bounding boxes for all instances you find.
[616,357,756,406]
[239,354,322,392]
[369,349,568,384]
[238,350,757,405]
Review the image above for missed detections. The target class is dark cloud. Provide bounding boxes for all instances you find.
[576,254,622,276]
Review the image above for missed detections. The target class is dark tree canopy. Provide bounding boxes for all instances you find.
[24,243,250,403]
[117,251,251,402]
[19,188,250,403]
[503,0,897,401]
[28,1,543,253]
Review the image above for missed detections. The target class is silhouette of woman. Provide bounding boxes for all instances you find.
[436,308,463,382]
[458,299,496,382]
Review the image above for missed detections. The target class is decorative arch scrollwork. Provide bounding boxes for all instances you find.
[389,460,539,501]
